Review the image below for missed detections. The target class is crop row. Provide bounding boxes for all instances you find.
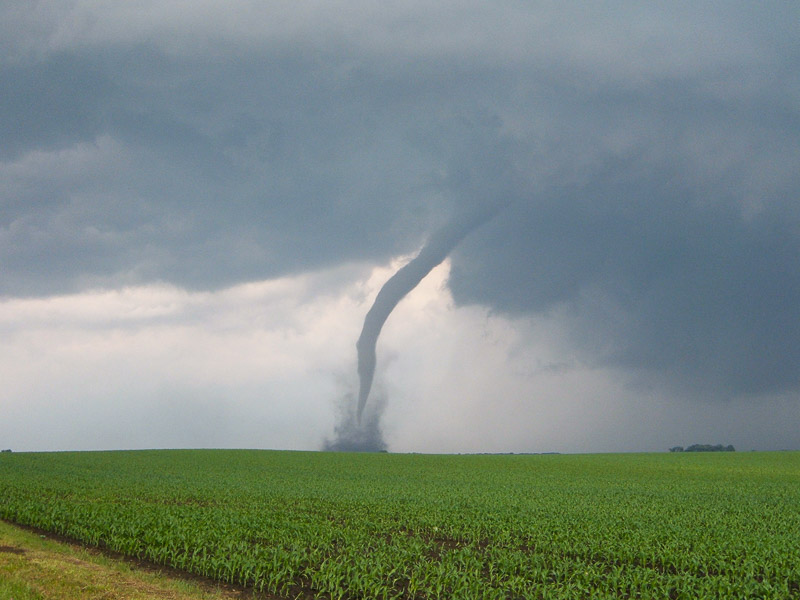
[1,450,798,598]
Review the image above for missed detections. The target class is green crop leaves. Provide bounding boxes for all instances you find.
[1,449,798,599]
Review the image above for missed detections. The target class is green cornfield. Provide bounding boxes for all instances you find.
[1,449,798,599]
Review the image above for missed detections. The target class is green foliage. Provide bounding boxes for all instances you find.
[684,444,735,452]
[0,577,44,600]
[1,450,798,599]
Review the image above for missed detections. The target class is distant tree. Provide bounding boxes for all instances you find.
[684,444,735,452]
[669,446,684,452]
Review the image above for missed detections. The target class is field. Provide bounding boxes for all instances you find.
[0,518,244,600]
[1,450,798,599]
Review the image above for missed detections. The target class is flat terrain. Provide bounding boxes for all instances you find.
[0,519,252,600]
[1,450,798,599]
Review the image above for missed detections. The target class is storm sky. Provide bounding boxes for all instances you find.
[2,2,799,453]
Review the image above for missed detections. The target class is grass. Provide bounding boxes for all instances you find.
[1,449,799,598]
[0,519,254,600]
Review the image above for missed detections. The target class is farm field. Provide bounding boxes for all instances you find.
[0,518,246,600]
[1,449,798,599]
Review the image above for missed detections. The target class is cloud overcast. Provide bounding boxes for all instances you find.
[2,2,799,451]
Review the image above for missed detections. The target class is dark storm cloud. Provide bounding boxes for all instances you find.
[450,170,800,397]
[2,2,799,401]
[2,43,454,295]
[0,52,112,159]
[446,48,800,398]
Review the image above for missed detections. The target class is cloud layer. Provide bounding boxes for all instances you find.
[2,2,799,451]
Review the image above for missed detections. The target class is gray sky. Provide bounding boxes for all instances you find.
[2,1,799,453]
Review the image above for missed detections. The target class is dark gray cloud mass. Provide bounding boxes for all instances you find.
[2,1,799,413]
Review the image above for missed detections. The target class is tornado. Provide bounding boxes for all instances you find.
[356,203,504,421]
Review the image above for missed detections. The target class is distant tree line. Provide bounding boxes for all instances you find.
[669,444,735,452]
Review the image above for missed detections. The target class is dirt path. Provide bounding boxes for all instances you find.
[0,520,256,600]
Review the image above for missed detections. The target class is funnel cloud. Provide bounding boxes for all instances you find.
[356,203,505,420]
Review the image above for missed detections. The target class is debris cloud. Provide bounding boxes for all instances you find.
[323,390,387,452]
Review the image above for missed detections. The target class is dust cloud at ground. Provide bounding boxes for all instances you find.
[322,390,387,452]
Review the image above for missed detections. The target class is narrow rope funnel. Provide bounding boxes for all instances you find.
[356,204,504,421]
